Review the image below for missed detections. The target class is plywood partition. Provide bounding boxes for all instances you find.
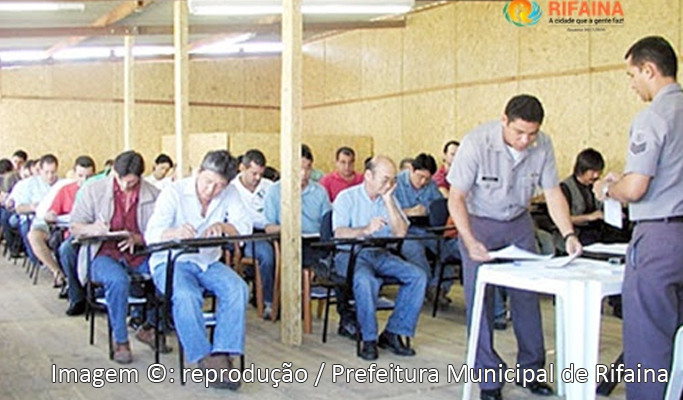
[161,132,230,173]
[302,0,683,176]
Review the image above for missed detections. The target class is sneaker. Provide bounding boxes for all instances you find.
[337,321,358,340]
[128,316,144,331]
[113,342,133,364]
[135,326,172,354]
[263,304,273,321]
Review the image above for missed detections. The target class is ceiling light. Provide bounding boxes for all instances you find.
[193,41,282,55]
[112,46,175,58]
[190,33,255,53]
[0,2,85,12]
[53,47,112,61]
[0,50,48,63]
[189,0,414,16]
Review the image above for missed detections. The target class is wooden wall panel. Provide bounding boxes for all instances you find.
[455,81,519,139]
[403,4,456,91]
[324,31,362,103]
[303,42,325,107]
[402,89,456,161]
[134,61,174,100]
[1,66,51,97]
[50,63,116,99]
[190,59,244,103]
[243,57,281,106]
[360,97,402,164]
[519,75,591,177]
[590,0,679,67]
[361,28,403,98]
[455,2,519,83]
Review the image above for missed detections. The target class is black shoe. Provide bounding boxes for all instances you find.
[58,284,68,299]
[358,341,378,360]
[516,380,553,396]
[337,322,358,340]
[65,301,86,316]
[480,388,502,400]
[378,331,415,356]
[493,320,507,330]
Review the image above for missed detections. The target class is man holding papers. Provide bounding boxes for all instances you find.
[145,150,251,390]
[594,36,683,400]
[447,94,581,400]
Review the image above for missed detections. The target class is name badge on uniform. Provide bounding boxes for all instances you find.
[482,176,499,182]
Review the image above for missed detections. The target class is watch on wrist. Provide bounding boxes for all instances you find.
[563,232,577,241]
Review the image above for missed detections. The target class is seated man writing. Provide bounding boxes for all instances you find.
[145,150,250,390]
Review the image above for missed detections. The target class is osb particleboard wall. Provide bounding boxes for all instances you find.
[302,0,681,177]
[0,58,281,175]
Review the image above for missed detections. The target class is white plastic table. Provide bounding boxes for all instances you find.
[462,258,624,400]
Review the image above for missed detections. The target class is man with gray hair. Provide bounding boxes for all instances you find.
[145,150,251,390]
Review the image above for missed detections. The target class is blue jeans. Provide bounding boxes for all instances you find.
[244,241,275,304]
[91,256,154,344]
[335,249,427,341]
[152,261,248,363]
[19,219,38,264]
[60,237,84,304]
[400,228,460,291]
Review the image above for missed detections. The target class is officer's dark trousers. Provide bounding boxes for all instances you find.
[623,221,683,400]
[459,212,546,391]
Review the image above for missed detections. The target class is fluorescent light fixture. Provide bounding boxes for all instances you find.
[0,50,48,63]
[193,41,282,55]
[112,45,175,58]
[189,0,414,16]
[53,47,112,61]
[0,2,85,12]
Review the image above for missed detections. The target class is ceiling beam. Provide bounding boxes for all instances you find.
[0,20,405,39]
[46,0,154,56]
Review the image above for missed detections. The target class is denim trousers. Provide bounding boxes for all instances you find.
[400,228,460,291]
[152,261,248,363]
[334,248,426,341]
[91,256,155,344]
[243,241,275,304]
[59,237,84,304]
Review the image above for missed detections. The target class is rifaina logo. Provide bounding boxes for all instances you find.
[503,0,543,27]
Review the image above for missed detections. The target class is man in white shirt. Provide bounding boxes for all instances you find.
[229,149,275,319]
[144,154,174,191]
[145,150,251,390]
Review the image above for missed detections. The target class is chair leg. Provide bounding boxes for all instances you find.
[89,308,96,345]
[32,263,39,285]
[322,287,333,343]
[302,269,312,334]
[179,345,186,385]
[107,314,113,360]
[253,259,264,318]
[316,298,325,319]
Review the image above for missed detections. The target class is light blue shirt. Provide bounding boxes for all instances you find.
[394,169,442,210]
[333,184,408,237]
[8,175,51,208]
[145,177,253,272]
[264,181,331,234]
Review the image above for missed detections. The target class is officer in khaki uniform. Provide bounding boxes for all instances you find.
[448,94,582,400]
[594,36,683,400]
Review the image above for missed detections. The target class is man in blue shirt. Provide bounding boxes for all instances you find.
[394,153,461,305]
[264,145,331,237]
[333,156,427,361]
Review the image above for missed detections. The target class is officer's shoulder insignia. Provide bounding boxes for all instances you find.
[630,141,647,155]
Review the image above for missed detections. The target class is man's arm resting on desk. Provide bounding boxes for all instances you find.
[402,204,427,217]
[571,210,603,225]
[70,221,110,237]
[15,203,37,214]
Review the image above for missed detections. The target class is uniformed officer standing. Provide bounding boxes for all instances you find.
[448,94,582,400]
[594,36,683,400]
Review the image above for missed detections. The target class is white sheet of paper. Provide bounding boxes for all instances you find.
[604,198,623,229]
[583,242,628,256]
[488,245,553,261]
[544,252,580,268]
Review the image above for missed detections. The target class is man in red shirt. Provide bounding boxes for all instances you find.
[319,146,364,202]
[432,140,459,197]
[27,156,95,289]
